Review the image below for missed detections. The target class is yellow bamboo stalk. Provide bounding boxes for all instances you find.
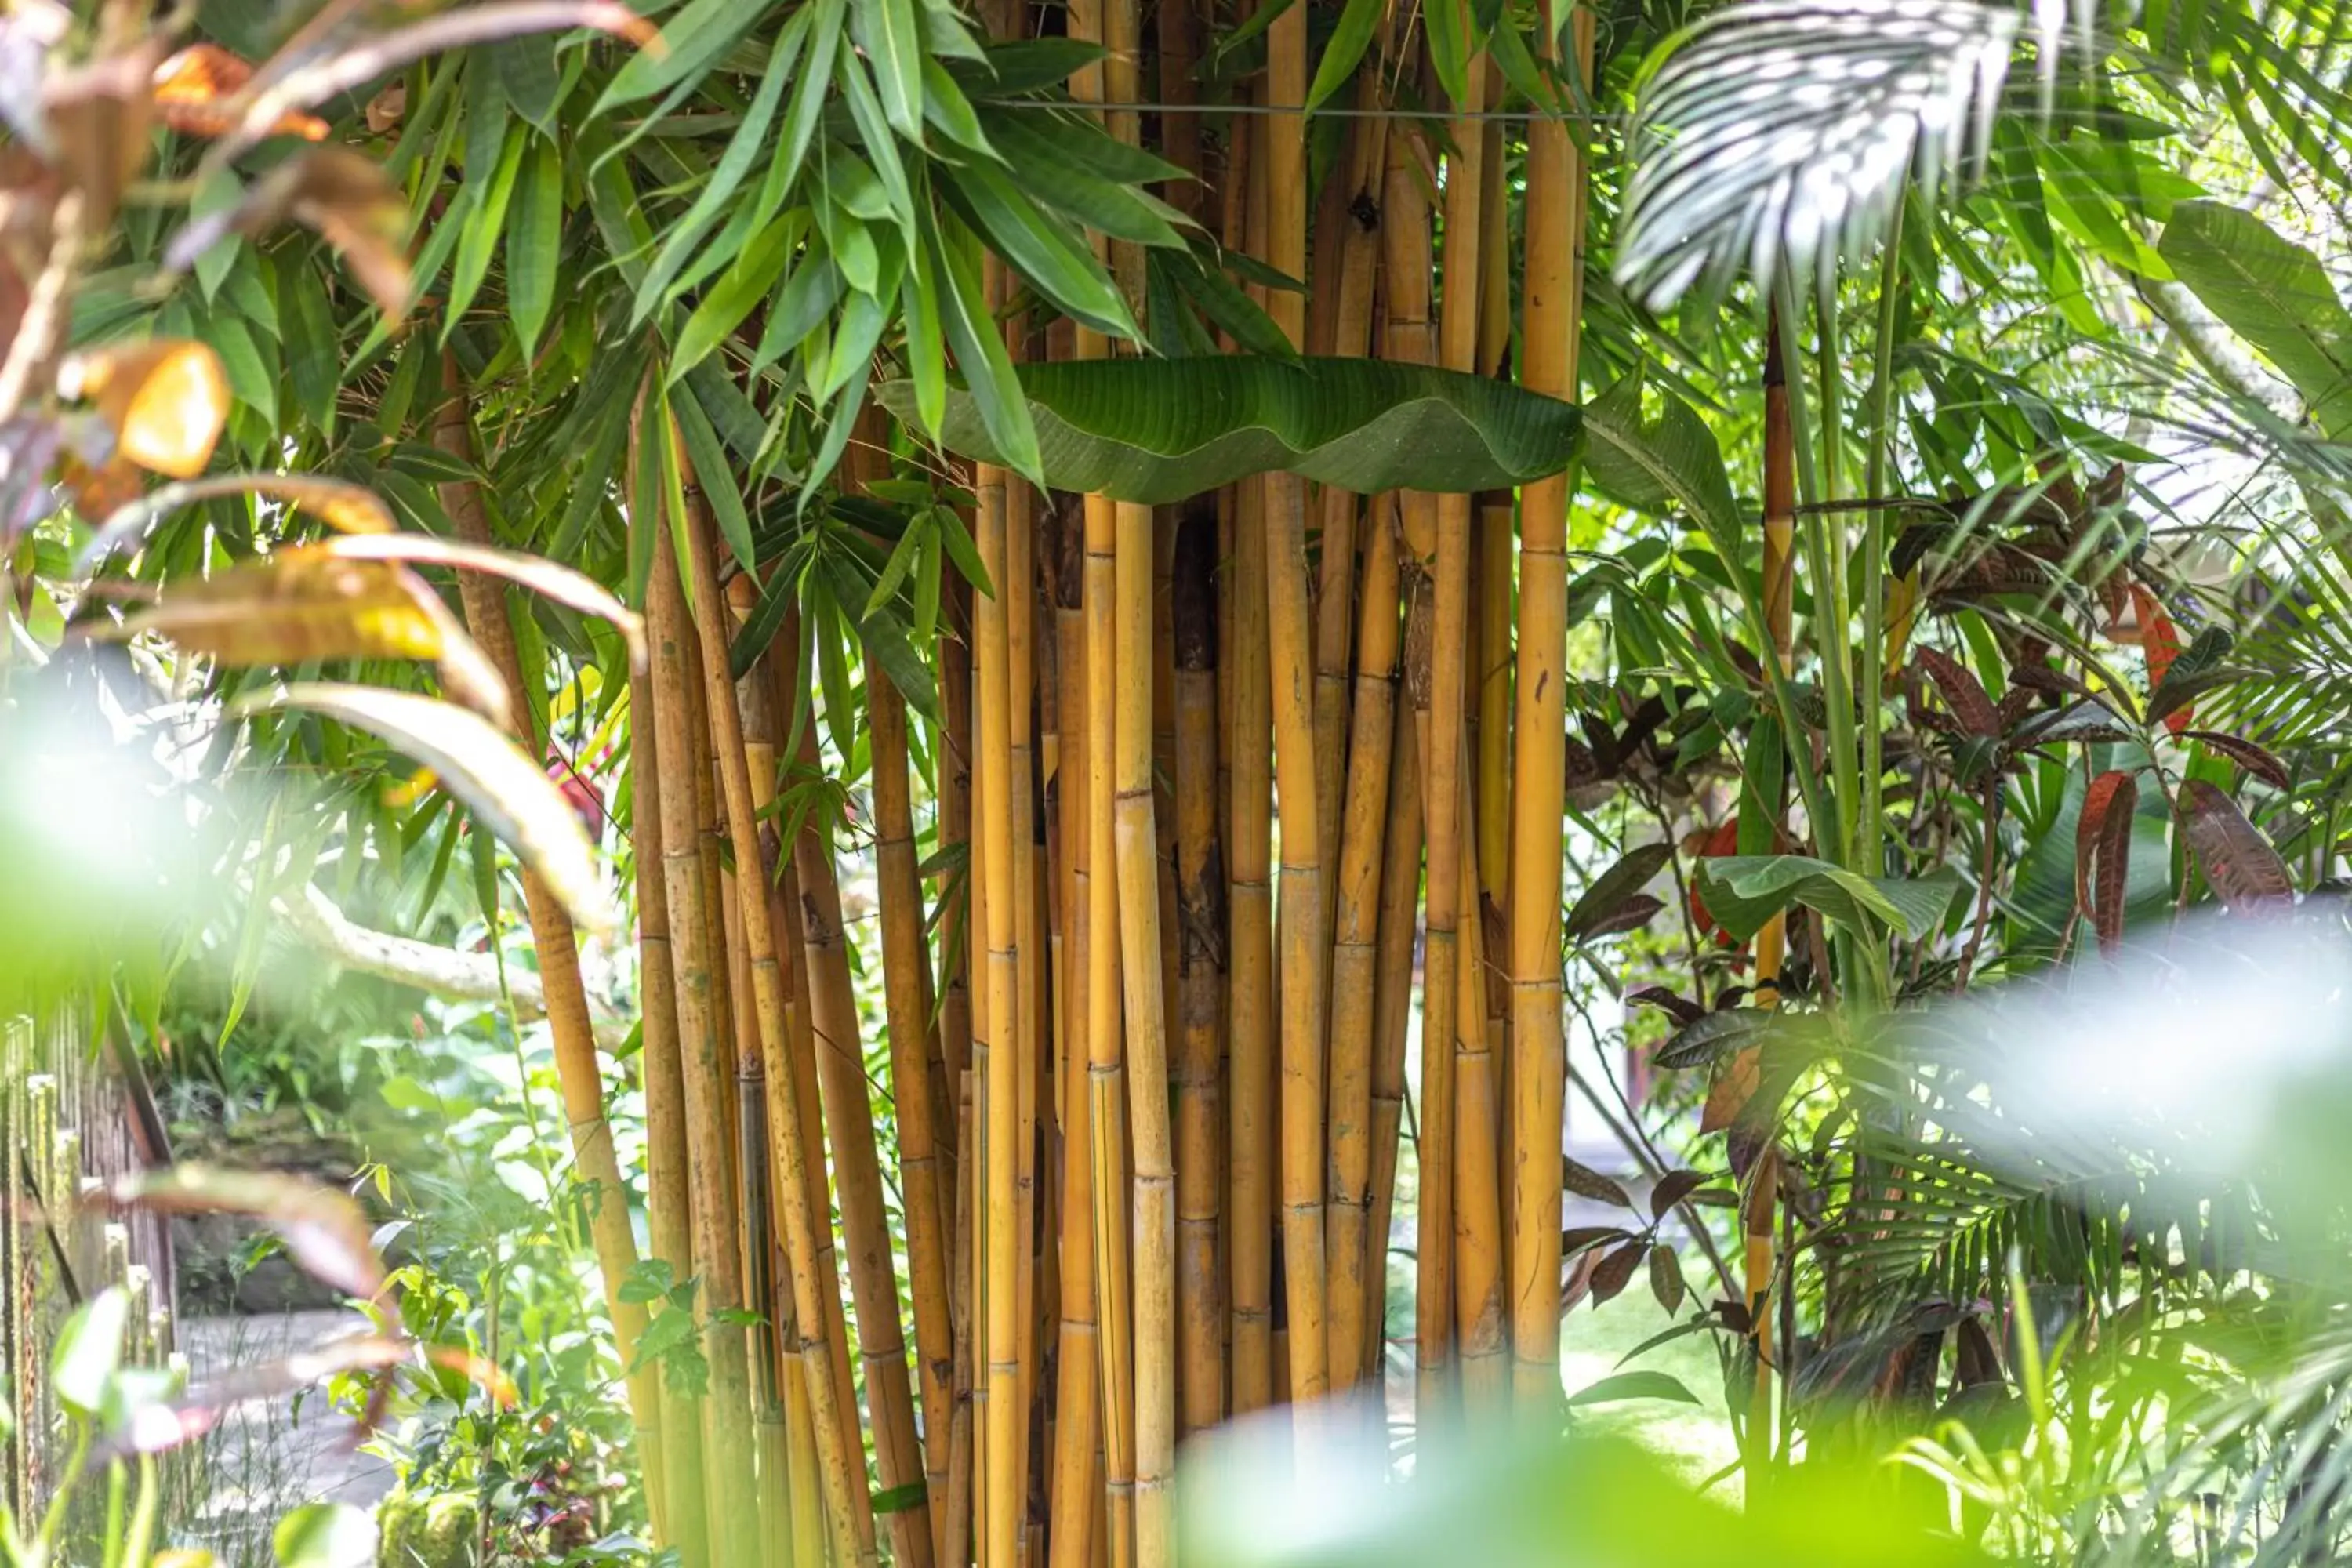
[677,501,872,1568]
[1260,0,1329,1420]
[1362,686,1422,1385]
[976,449,1024,1568]
[628,622,712,1568]
[1048,494,1105,1568]
[1113,497,1177,1568]
[1311,99,1393,965]
[642,510,759,1566]
[872,659,957,1555]
[1508,1,1595,1413]
[778,839,877,1565]
[1170,500,1225,1436]
[1087,485,1138,1568]
[434,370,665,1531]
[1414,35,1489,1429]
[948,1068,978,1568]
[714,597,800,1568]
[1006,466,1043,1568]
[1324,478,1402,1396]
[1225,141,1276,1413]
[1450,737,1506,1409]
[786,666,935,1568]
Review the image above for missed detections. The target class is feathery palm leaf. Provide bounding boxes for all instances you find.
[1617,0,2025,310]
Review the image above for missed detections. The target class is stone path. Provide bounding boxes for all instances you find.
[175,1310,397,1562]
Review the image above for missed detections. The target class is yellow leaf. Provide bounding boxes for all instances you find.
[73,339,230,478]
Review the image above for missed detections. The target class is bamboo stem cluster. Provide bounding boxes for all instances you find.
[477,4,1628,1563]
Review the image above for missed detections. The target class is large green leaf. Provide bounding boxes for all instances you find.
[1693,855,1959,942]
[2159,201,2352,438]
[879,356,1582,503]
[1583,378,1739,546]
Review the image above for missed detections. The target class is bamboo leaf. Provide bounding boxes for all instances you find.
[939,162,1136,339]
[251,683,619,932]
[630,15,807,326]
[507,132,563,357]
[592,0,756,112]
[1305,0,1386,112]
[672,387,758,572]
[927,227,1042,485]
[878,355,1582,504]
[855,0,927,140]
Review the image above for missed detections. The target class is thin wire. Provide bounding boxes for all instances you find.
[1005,97,1626,121]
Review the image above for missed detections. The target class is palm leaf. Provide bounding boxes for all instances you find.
[1617,0,2026,310]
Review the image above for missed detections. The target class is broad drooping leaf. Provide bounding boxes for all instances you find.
[877,356,1582,503]
[247,684,618,932]
[2159,201,2352,439]
[321,534,645,666]
[1694,854,1960,942]
[1616,0,2025,310]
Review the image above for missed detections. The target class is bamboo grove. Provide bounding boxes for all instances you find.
[18,0,2352,1561]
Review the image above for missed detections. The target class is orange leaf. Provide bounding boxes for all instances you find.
[72,339,230,479]
[2132,583,2190,735]
[1700,1045,1761,1134]
[152,45,328,141]
[1686,818,1740,942]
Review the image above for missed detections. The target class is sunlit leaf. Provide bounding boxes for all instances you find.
[249,684,619,931]
[152,44,326,141]
[67,339,229,479]
[82,473,396,566]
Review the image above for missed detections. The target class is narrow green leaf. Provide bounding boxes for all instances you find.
[673,385,757,571]
[940,162,1136,339]
[631,15,807,326]
[446,122,527,336]
[670,212,797,378]
[1305,0,1384,112]
[855,0,927,140]
[593,0,758,111]
[927,227,1042,484]
[507,132,563,358]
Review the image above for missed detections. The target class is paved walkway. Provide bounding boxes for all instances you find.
[176,1310,397,1559]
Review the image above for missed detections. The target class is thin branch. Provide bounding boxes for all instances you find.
[277,883,630,1050]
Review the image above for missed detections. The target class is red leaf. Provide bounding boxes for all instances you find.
[2180,779,2293,912]
[2091,778,2136,954]
[1686,818,1740,942]
[1917,644,2002,738]
[2075,769,2136,923]
[1590,1239,1648,1307]
[2183,730,2292,793]
[2133,583,2190,735]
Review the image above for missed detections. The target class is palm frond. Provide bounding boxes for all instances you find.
[1616,0,2025,311]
